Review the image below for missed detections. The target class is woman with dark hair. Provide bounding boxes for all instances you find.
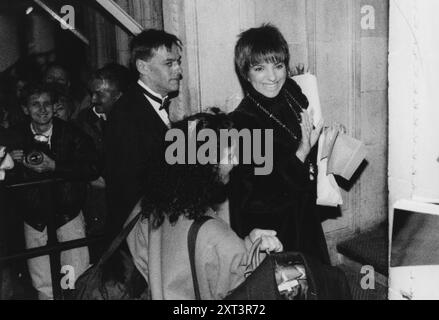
[124,110,283,300]
[229,24,331,264]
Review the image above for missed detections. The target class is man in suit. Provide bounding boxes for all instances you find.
[77,65,127,168]
[105,29,183,237]
[76,65,127,250]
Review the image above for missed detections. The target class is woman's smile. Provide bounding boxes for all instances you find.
[247,61,287,98]
[263,82,281,89]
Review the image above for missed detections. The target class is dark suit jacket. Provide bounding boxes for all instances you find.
[76,108,106,175]
[0,126,16,146]
[104,84,169,236]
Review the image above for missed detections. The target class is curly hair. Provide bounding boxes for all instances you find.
[140,109,234,229]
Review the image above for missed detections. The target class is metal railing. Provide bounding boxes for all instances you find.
[0,178,107,300]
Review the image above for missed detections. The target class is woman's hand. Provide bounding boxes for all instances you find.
[296,111,323,163]
[248,229,283,253]
[322,123,346,155]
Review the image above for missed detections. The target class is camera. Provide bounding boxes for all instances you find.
[24,134,50,166]
[25,150,44,166]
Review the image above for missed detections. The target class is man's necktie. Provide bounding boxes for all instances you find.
[140,86,170,114]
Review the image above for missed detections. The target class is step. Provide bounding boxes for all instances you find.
[336,224,388,277]
[338,263,387,300]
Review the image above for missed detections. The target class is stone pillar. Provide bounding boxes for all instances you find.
[389,0,439,210]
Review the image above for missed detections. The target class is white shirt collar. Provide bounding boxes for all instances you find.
[30,123,53,147]
[30,123,53,137]
[92,107,107,121]
[137,80,166,101]
[137,80,171,128]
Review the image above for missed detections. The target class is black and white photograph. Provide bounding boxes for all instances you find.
[0,0,437,306]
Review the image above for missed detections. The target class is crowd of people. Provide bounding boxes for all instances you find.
[0,56,135,299]
[0,24,348,300]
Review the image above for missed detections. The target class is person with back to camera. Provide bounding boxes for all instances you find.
[124,110,283,300]
[229,24,339,265]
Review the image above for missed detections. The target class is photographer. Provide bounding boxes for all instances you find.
[7,83,99,300]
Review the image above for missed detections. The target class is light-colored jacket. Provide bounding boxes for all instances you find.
[125,202,252,300]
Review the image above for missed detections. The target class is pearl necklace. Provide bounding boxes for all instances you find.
[246,89,316,181]
[246,90,304,142]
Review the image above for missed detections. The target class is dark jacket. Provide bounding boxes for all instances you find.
[75,108,106,175]
[229,78,330,264]
[0,126,16,146]
[104,84,169,236]
[7,118,99,231]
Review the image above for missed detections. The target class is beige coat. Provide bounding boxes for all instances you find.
[125,202,252,300]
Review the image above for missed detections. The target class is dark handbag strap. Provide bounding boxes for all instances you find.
[74,211,142,299]
[94,212,142,270]
[188,216,213,300]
